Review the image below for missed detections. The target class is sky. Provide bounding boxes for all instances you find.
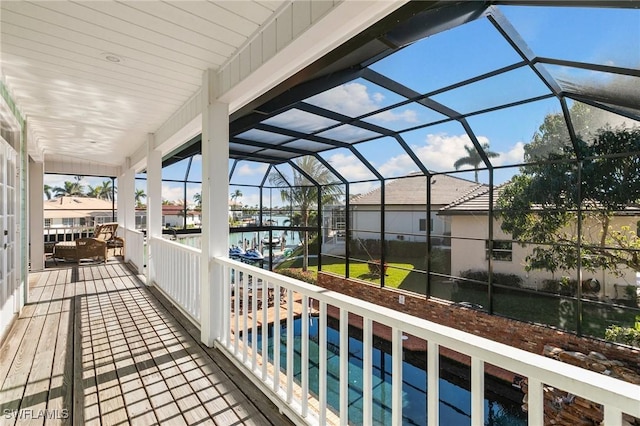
[44,5,639,208]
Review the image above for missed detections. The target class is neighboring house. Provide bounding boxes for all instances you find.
[350,172,483,244]
[161,205,201,228]
[44,196,117,228]
[438,185,639,299]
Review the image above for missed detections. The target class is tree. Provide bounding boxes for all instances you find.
[98,180,115,200]
[135,189,147,207]
[43,184,52,200]
[498,110,640,278]
[193,192,201,208]
[269,156,343,271]
[86,185,101,198]
[230,189,243,204]
[453,142,499,182]
[54,180,84,197]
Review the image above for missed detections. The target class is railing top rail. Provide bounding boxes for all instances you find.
[150,235,202,255]
[123,227,145,236]
[214,256,640,416]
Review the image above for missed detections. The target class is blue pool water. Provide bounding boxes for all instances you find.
[249,318,526,426]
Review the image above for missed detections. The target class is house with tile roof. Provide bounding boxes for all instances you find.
[350,172,484,244]
[438,186,640,299]
[44,196,117,228]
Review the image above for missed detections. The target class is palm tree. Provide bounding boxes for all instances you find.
[98,179,115,200]
[54,180,84,197]
[135,189,147,207]
[43,184,52,200]
[453,143,500,182]
[269,156,343,271]
[230,189,243,205]
[86,185,101,198]
[193,192,202,208]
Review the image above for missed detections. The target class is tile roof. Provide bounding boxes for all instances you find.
[351,172,484,206]
[44,196,115,211]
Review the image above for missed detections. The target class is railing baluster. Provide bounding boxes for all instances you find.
[340,308,348,426]
[301,295,309,417]
[286,288,294,403]
[527,378,543,425]
[273,283,281,394]
[233,266,239,356]
[391,327,402,426]
[319,301,327,425]
[604,406,622,426]
[261,280,268,381]
[471,357,484,426]
[363,317,372,425]
[222,264,230,346]
[427,340,439,426]
[242,271,248,364]
[251,273,258,372]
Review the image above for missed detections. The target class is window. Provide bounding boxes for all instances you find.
[486,240,513,261]
[44,218,51,227]
[62,218,75,227]
[419,218,434,232]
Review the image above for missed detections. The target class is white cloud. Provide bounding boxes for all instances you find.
[309,82,418,124]
[369,108,418,124]
[369,133,525,177]
[161,184,200,204]
[494,142,525,166]
[235,163,268,177]
[326,152,376,181]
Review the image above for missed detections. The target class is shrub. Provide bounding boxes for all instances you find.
[605,323,640,348]
[277,268,317,285]
[459,269,522,288]
[541,277,578,296]
[367,259,388,276]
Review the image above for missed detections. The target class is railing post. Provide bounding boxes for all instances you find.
[200,68,229,347]
[471,357,485,426]
[427,341,439,426]
[391,327,403,426]
[146,134,161,286]
[527,378,544,425]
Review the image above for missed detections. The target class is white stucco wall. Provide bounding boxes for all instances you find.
[351,205,450,243]
[449,214,639,299]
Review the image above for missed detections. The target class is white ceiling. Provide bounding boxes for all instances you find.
[1,0,286,170]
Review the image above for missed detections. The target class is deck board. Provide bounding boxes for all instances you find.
[0,262,292,426]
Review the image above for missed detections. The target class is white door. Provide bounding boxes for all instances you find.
[0,136,18,337]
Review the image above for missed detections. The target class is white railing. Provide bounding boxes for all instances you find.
[175,233,202,250]
[212,256,640,426]
[44,225,93,242]
[149,236,201,323]
[123,228,145,273]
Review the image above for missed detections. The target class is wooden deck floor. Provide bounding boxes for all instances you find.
[0,262,293,425]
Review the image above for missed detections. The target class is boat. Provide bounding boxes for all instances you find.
[240,248,264,263]
[261,235,281,246]
[229,245,245,259]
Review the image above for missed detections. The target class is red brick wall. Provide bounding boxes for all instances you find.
[317,272,640,370]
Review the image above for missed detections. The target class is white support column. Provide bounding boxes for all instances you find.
[118,158,136,231]
[146,134,162,285]
[201,68,229,347]
[28,158,44,271]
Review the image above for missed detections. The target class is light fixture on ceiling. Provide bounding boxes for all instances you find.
[100,52,123,63]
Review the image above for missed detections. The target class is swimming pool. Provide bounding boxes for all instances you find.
[249,317,526,425]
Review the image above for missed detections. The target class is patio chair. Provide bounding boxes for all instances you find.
[93,222,124,258]
[75,238,107,264]
[93,222,118,242]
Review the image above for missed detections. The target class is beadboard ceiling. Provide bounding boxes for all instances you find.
[0,0,285,170]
